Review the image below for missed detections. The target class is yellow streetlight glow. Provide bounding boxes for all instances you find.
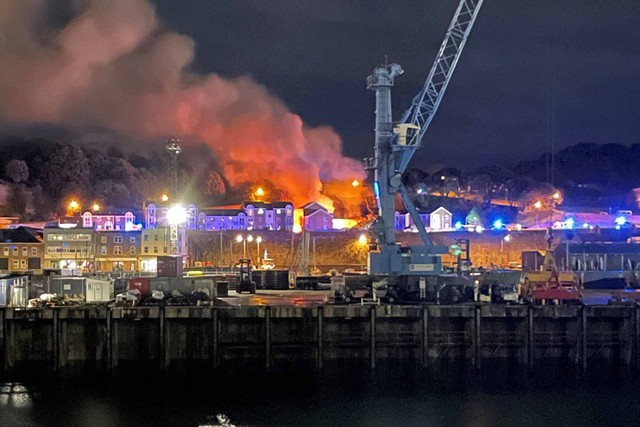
[292,224,302,234]
[534,201,542,209]
[69,200,79,210]
[161,194,169,202]
[166,205,187,225]
[358,234,368,245]
[352,180,359,188]
[92,203,100,212]
[236,235,243,243]
[552,192,560,200]
[256,236,263,244]
[247,235,254,243]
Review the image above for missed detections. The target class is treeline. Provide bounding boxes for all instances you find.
[0,139,169,219]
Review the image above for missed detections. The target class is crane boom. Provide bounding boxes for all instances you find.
[366,0,483,283]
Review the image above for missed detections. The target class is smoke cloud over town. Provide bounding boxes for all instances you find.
[0,0,365,208]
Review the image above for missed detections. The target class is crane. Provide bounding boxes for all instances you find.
[365,0,483,301]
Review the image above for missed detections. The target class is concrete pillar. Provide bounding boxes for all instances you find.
[635,306,640,369]
[159,306,168,370]
[52,309,60,371]
[0,309,5,372]
[527,306,534,368]
[212,308,219,369]
[580,307,587,370]
[474,306,481,369]
[106,308,112,370]
[265,306,272,370]
[370,306,376,370]
[317,306,323,370]
[112,313,119,369]
[422,306,429,367]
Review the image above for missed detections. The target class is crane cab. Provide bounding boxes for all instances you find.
[393,124,420,146]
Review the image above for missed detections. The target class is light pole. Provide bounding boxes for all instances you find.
[256,236,262,265]
[534,200,542,228]
[236,234,246,258]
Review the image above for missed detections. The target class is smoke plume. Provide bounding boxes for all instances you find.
[0,0,365,209]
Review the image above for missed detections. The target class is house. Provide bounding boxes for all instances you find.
[139,227,187,273]
[429,207,453,231]
[197,206,247,231]
[43,224,95,272]
[243,201,294,231]
[94,230,141,273]
[0,227,44,275]
[144,201,199,230]
[303,202,333,231]
[81,211,137,231]
[394,211,429,231]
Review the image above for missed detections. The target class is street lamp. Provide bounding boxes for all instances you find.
[92,203,100,212]
[256,236,263,264]
[501,235,511,266]
[534,200,542,227]
[235,234,246,258]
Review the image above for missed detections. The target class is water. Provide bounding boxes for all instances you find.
[1,361,639,426]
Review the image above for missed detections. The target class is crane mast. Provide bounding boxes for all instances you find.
[366,0,483,283]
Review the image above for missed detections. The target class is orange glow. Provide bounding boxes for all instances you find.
[92,203,100,212]
[534,201,542,209]
[332,218,358,230]
[352,180,359,188]
[161,194,169,202]
[255,187,265,197]
[294,208,305,231]
[358,234,368,245]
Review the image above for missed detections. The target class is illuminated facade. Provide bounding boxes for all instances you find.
[139,227,187,272]
[0,227,44,275]
[81,211,137,231]
[43,225,95,271]
[94,230,141,273]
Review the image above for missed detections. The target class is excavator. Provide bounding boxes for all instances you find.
[364,0,484,302]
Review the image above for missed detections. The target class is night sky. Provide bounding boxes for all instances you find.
[152,0,640,171]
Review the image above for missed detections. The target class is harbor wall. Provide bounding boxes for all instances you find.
[1,305,639,371]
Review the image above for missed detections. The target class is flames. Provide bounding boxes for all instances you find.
[0,0,365,209]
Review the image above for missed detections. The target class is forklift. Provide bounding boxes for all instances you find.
[236,258,256,294]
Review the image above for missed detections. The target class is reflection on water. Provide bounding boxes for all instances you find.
[0,361,639,426]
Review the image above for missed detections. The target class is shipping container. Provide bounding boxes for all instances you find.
[157,256,183,277]
[128,277,151,296]
[85,278,114,302]
[0,280,8,306]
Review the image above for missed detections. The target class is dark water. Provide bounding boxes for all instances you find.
[1,361,639,426]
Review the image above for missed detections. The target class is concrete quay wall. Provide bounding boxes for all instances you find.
[1,305,639,371]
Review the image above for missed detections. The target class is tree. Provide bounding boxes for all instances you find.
[5,159,29,184]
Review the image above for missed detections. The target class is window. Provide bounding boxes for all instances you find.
[144,247,149,254]
[31,247,37,256]
[129,237,136,244]
[12,247,18,256]
[114,246,122,255]
[114,236,123,244]
[3,248,8,256]
[22,247,28,256]
[144,235,148,242]
[101,246,107,256]
[154,235,159,242]
[163,247,168,253]
[20,260,27,269]
[0,258,8,269]
[101,236,107,244]
[153,246,158,253]
[12,260,19,269]
[130,246,136,255]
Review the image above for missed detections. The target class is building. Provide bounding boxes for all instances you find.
[243,201,294,231]
[303,202,333,231]
[81,211,138,231]
[139,227,187,273]
[43,225,95,272]
[144,201,198,230]
[429,207,453,230]
[197,207,247,231]
[0,227,44,275]
[394,211,429,231]
[94,230,141,273]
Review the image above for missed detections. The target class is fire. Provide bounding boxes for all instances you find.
[332,218,358,230]
[0,0,365,210]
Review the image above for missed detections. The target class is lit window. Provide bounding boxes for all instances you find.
[20,260,26,269]
[101,236,107,243]
[22,247,28,256]
[31,247,37,256]
[101,246,107,256]
[130,237,136,244]
[144,247,149,254]
[153,246,158,253]
[114,246,122,255]
[276,209,281,214]
[3,248,8,256]
[258,208,264,215]
[130,246,136,255]
[12,260,18,269]
[12,248,18,256]
[114,236,123,244]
